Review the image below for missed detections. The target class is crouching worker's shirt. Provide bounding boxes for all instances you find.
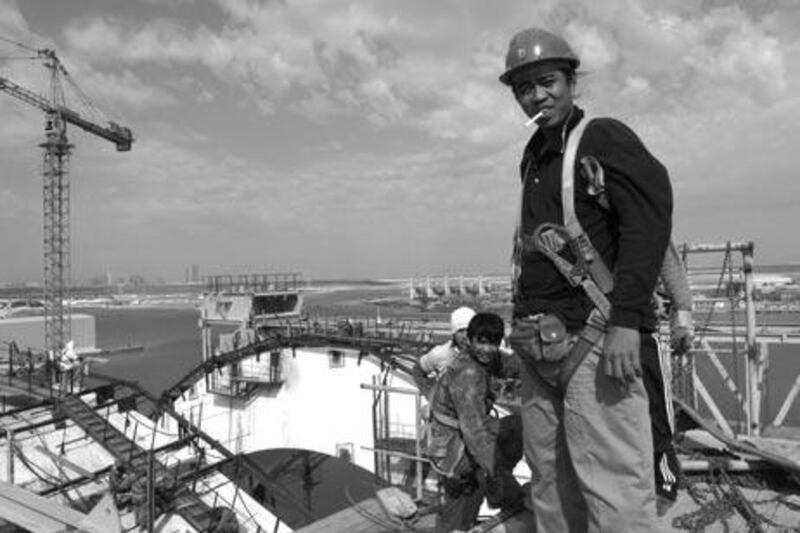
[426,352,497,478]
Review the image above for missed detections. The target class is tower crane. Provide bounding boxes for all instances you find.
[0,45,133,358]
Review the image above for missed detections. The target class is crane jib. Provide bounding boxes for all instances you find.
[0,76,133,151]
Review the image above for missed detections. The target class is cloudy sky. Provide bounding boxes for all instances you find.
[0,0,798,283]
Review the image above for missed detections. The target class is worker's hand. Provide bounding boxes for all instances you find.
[602,325,641,383]
[670,327,693,355]
[536,228,566,253]
[670,309,694,355]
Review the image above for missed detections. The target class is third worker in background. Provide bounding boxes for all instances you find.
[501,27,673,531]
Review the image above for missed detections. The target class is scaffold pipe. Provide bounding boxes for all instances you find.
[742,243,760,436]
[680,241,755,254]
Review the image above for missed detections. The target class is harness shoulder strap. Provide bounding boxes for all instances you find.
[561,117,615,296]
[561,118,590,238]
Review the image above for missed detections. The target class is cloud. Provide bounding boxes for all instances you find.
[62,15,312,113]
[141,0,196,6]
[73,69,176,111]
[0,98,42,150]
[0,1,32,45]
[3,0,800,279]
[684,7,786,98]
[23,0,800,142]
[575,3,786,109]
[58,2,512,139]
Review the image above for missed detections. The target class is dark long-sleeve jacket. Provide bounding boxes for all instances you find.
[514,106,673,332]
[429,353,497,476]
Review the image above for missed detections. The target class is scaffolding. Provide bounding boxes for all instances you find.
[676,241,800,437]
[362,380,428,502]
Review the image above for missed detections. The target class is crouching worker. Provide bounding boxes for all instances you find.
[426,312,524,533]
[108,458,136,508]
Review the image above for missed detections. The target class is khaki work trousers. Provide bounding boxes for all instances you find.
[521,335,660,532]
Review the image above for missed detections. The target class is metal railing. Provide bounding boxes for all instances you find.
[204,273,302,294]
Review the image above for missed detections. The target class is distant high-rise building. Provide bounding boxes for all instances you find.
[191,264,200,283]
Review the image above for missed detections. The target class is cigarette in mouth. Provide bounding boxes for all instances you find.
[525,111,545,127]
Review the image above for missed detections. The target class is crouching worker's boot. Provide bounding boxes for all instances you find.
[485,470,525,512]
[486,413,524,511]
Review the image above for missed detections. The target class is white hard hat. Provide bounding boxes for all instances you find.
[450,306,476,334]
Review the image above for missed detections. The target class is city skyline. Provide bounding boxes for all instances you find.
[1,0,799,283]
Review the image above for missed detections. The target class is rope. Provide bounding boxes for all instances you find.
[0,34,38,53]
[674,461,800,532]
[9,439,82,508]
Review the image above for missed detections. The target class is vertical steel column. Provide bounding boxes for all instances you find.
[7,429,14,484]
[742,242,760,435]
[146,449,155,532]
[383,382,391,480]
[371,375,380,478]
[414,391,423,501]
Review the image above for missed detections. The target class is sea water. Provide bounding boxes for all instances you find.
[84,305,201,396]
[84,302,800,427]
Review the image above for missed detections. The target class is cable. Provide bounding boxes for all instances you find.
[0,35,38,53]
[60,66,107,123]
[10,439,65,489]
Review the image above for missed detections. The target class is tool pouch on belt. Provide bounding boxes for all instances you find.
[507,314,573,365]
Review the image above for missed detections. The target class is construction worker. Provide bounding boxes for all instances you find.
[419,306,476,379]
[109,458,136,508]
[426,312,523,533]
[58,340,80,394]
[409,307,476,492]
[130,470,176,528]
[130,473,149,528]
[209,506,240,532]
[500,27,674,530]
[650,243,694,513]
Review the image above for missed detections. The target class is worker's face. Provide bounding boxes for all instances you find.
[453,329,469,349]
[512,65,574,129]
[469,336,500,366]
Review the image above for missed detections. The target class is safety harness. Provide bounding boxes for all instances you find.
[513,115,615,394]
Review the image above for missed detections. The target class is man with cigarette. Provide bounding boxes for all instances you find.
[500,27,673,530]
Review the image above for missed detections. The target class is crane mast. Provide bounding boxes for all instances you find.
[0,47,133,360]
